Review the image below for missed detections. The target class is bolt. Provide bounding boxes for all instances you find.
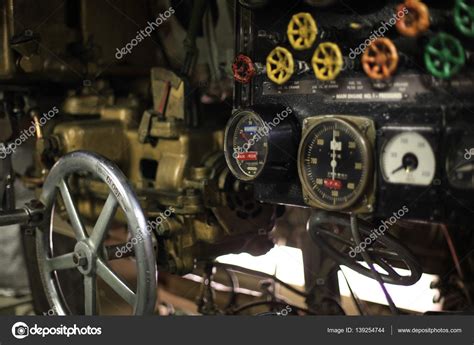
[73,252,87,267]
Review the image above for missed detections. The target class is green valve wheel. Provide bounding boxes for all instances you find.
[454,0,474,37]
[424,32,466,79]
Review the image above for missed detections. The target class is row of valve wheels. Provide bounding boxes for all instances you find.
[232,0,473,84]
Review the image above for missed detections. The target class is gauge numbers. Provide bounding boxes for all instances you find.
[381,132,435,186]
[298,118,372,211]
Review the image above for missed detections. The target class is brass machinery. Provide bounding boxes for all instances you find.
[35,67,276,275]
[0,0,282,315]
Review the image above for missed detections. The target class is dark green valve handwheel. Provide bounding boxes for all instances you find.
[424,32,466,79]
[454,0,474,37]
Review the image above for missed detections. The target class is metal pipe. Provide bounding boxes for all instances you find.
[0,208,30,227]
[181,0,208,76]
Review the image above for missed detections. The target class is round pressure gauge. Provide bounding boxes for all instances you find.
[224,107,299,182]
[298,117,373,211]
[224,110,269,181]
[381,132,435,186]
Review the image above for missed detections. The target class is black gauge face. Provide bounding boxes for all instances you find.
[298,118,372,210]
[446,135,474,189]
[224,111,269,181]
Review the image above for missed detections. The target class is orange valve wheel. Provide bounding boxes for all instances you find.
[362,38,399,80]
[396,0,430,37]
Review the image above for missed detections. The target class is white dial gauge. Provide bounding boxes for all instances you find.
[381,132,435,186]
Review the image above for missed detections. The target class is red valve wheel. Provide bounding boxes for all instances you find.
[232,54,256,84]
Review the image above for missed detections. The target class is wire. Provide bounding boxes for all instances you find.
[439,224,464,280]
[214,262,309,298]
[350,214,399,315]
[339,267,365,316]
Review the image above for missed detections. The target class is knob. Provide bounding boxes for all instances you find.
[266,46,295,85]
[311,42,343,81]
[232,54,257,84]
[396,0,430,37]
[362,38,399,80]
[454,0,474,37]
[424,32,466,79]
[287,12,318,50]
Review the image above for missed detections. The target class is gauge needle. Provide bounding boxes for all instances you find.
[392,153,418,175]
[330,130,338,179]
[240,130,249,142]
[391,165,404,175]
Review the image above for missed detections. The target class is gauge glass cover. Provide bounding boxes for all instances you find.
[298,118,372,210]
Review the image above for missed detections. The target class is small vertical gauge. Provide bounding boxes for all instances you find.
[224,107,299,182]
[446,133,474,189]
[298,117,374,211]
[225,111,268,180]
[380,132,436,186]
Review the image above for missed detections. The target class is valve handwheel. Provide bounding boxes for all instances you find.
[396,0,430,37]
[266,46,295,85]
[36,151,157,315]
[287,12,318,50]
[454,0,474,37]
[232,54,256,84]
[424,32,466,79]
[362,38,399,80]
[311,42,343,81]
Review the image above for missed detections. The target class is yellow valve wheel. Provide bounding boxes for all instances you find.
[266,46,295,85]
[312,42,343,81]
[287,12,318,50]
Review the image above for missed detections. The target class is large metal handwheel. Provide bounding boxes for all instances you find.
[308,211,422,286]
[36,151,157,315]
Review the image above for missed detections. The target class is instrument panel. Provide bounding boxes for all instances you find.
[227,0,474,224]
